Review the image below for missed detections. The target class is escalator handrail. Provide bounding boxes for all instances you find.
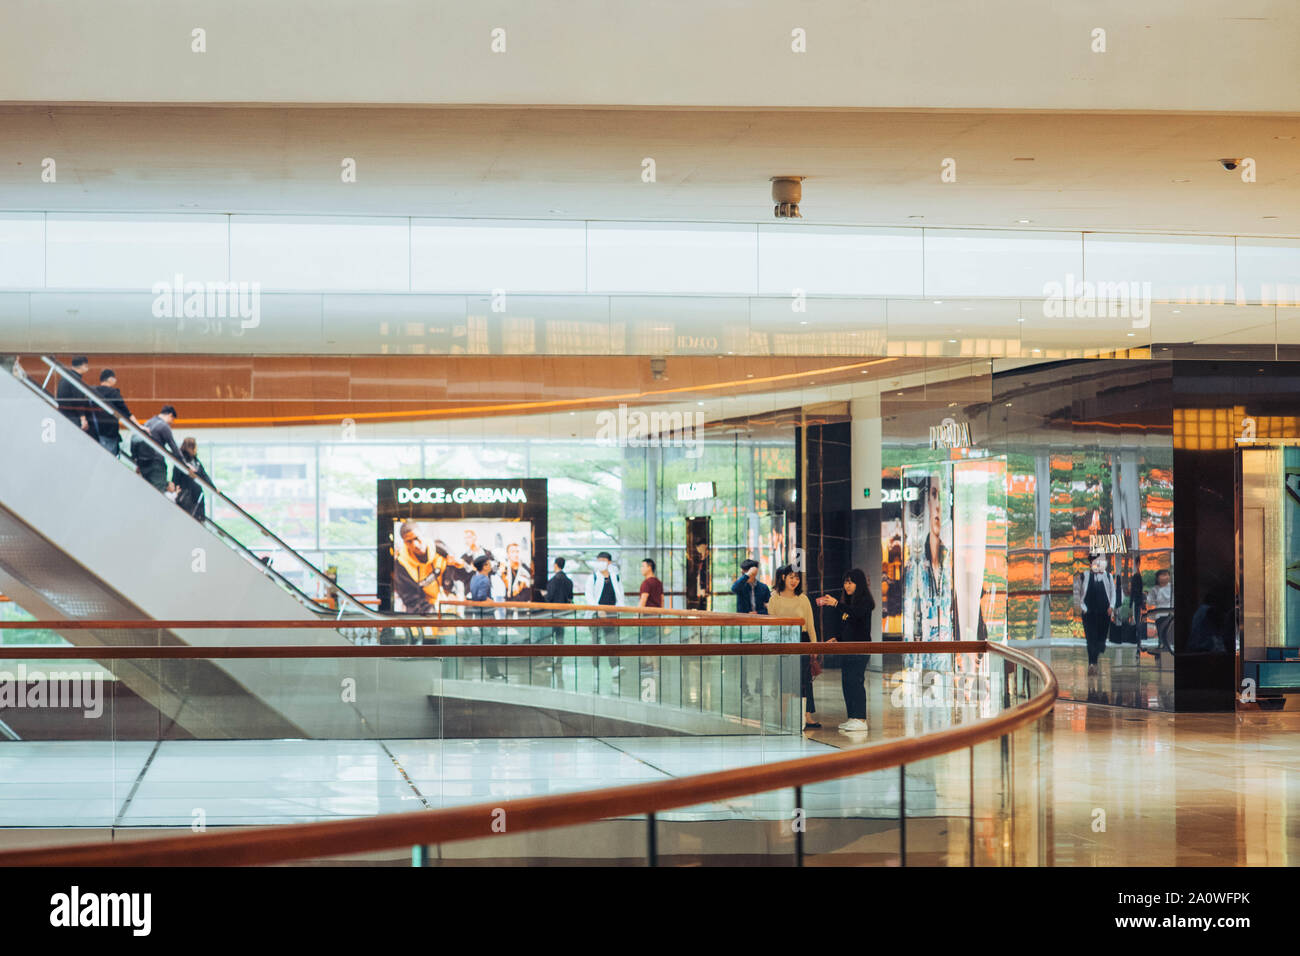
[35,357,381,621]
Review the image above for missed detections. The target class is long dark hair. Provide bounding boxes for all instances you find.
[774,564,801,596]
[842,568,869,605]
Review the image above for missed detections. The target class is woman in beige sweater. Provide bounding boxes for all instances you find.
[768,564,820,730]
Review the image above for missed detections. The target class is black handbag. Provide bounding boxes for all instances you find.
[1108,600,1139,645]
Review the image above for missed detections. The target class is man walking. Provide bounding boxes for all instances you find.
[584,552,625,683]
[468,555,505,679]
[544,557,574,641]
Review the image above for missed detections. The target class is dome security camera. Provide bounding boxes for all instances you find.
[771,177,804,218]
[1219,158,1242,171]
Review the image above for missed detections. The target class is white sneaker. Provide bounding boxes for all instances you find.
[839,719,869,732]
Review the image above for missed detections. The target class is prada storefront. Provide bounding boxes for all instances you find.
[878,358,1266,713]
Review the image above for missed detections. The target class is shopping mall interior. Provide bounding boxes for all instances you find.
[1,3,1299,902]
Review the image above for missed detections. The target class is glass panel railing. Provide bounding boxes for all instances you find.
[0,631,1054,866]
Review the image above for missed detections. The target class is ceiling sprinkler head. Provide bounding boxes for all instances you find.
[771,177,803,218]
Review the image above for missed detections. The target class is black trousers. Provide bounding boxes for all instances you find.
[594,616,619,668]
[799,630,816,712]
[840,655,868,720]
[139,458,167,491]
[1082,613,1110,664]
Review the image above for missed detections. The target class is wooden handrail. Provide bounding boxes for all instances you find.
[0,641,985,659]
[0,642,1055,867]
[0,615,804,630]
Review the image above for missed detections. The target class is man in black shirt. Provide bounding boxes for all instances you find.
[131,405,183,492]
[93,368,137,458]
[55,357,98,439]
[544,557,574,642]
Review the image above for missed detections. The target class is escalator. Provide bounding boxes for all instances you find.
[0,357,769,742]
[0,358,445,737]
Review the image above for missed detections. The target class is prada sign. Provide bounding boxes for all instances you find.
[1089,533,1129,555]
[929,420,972,450]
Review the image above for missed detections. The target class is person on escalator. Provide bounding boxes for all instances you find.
[55,356,98,439]
[130,406,184,492]
[91,368,137,458]
[171,437,214,520]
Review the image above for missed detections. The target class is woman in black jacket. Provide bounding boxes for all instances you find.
[171,437,214,521]
[816,568,876,733]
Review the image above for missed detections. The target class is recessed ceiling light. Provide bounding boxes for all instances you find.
[1032,348,1041,352]
[1126,332,1135,337]
[697,401,704,406]
[948,339,957,343]
[1172,309,1181,314]
[933,300,943,305]
[1016,219,1031,224]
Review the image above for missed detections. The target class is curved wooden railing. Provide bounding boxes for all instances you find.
[0,613,805,632]
[0,635,1055,867]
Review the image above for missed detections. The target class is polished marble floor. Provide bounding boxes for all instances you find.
[1047,699,1300,866]
[0,735,857,828]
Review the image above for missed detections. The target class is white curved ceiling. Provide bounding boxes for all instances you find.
[1,106,1297,235]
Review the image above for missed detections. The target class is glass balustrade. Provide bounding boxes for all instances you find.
[0,625,1052,867]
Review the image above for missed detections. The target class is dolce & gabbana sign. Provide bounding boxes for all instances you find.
[396,485,528,505]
